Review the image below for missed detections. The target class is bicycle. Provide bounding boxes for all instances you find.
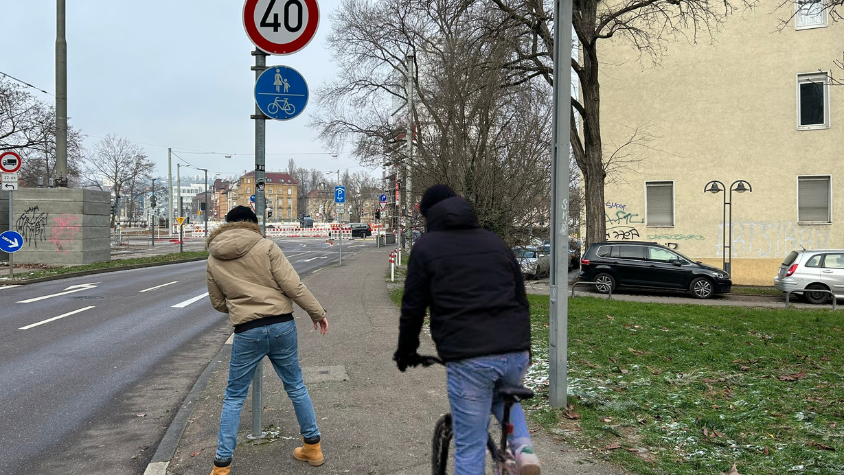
[267,96,295,115]
[413,355,536,475]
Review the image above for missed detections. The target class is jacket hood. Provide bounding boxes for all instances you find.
[206,221,263,260]
[425,196,480,232]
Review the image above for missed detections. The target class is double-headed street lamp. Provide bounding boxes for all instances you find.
[704,179,752,274]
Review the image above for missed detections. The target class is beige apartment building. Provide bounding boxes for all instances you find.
[595,2,842,285]
[229,172,298,221]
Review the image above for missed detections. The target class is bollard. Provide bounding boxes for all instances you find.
[390,253,395,282]
[247,363,267,440]
[396,248,401,267]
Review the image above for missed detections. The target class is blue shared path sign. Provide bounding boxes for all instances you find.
[254,65,308,121]
[250,194,256,203]
[335,186,345,203]
[0,230,23,253]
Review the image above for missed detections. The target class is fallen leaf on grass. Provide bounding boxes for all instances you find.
[600,443,621,451]
[719,463,742,475]
[807,441,835,451]
[190,450,202,457]
[777,370,807,382]
[564,404,580,420]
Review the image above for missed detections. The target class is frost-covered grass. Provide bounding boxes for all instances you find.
[525,295,844,475]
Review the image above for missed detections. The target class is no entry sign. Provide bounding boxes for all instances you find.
[243,0,319,55]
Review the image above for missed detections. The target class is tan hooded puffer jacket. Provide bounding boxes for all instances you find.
[206,221,326,327]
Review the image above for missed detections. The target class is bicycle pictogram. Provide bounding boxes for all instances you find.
[267,96,296,116]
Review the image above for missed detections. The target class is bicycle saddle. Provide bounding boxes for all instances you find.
[498,386,535,401]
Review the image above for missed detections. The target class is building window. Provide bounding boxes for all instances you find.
[268,188,273,194]
[645,181,674,227]
[247,187,251,194]
[247,178,251,184]
[797,72,830,130]
[287,198,292,206]
[795,0,827,30]
[267,178,272,183]
[798,175,831,223]
[288,188,292,195]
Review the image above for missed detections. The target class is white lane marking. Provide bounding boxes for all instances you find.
[172,292,209,308]
[17,283,99,303]
[302,256,328,262]
[19,306,96,330]
[139,281,179,293]
[0,285,21,290]
[225,333,234,345]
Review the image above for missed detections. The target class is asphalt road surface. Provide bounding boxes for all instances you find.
[0,237,373,475]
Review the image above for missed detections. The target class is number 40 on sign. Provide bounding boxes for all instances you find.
[243,0,320,55]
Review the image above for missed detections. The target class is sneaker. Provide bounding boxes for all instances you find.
[513,444,540,475]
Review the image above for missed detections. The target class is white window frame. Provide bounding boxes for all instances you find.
[288,188,292,195]
[797,175,832,224]
[796,72,830,130]
[795,0,828,30]
[645,181,675,227]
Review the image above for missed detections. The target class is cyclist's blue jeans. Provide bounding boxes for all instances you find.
[215,320,320,461]
[446,351,533,474]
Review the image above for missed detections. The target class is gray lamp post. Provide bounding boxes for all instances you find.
[197,168,208,237]
[704,179,752,274]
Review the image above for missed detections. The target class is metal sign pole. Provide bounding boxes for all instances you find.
[549,0,573,408]
[248,48,268,441]
[8,190,12,279]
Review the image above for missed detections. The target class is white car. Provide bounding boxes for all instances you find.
[774,250,844,304]
[513,246,550,280]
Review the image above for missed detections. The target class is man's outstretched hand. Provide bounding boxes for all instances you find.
[314,317,328,335]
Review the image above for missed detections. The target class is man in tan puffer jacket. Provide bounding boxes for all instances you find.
[206,206,328,474]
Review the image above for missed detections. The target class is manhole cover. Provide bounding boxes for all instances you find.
[301,365,349,383]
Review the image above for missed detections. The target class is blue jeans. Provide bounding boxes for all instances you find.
[215,320,320,460]
[446,351,533,475]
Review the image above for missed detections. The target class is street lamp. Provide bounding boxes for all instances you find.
[704,179,752,274]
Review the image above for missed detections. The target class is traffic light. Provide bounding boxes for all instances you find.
[375,209,380,220]
[267,210,273,217]
[150,196,157,208]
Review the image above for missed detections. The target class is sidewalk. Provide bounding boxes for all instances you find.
[156,247,631,475]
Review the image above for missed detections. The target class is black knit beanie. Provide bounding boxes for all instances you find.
[419,184,457,217]
[226,205,258,224]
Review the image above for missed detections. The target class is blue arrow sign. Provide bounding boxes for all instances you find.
[335,186,345,203]
[0,230,23,253]
[379,194,387,203]
[254,65,308,121]
[250,194,256,203]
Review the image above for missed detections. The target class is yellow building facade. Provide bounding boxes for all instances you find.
[596,3,842,285]
[231,172,298,222]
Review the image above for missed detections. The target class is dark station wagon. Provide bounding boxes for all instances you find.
[578,241,732,299]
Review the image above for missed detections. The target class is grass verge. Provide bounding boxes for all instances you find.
[386,285,843,474]
[3,251,208,282]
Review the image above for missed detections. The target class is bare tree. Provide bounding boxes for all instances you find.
[314,0,553,244]
[17,102,84,188]
[0,79,47,152]
[488,0,753,245]
[81,134,154,227]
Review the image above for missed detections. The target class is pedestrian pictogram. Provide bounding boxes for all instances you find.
[0,151,22,173]
[243,0,320,55]
[255,65,308,120]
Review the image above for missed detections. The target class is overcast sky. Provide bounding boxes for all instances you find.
[4,0,371,183]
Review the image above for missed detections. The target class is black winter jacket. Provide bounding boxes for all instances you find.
[398,196,531,362]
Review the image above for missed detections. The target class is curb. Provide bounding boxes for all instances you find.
[3,257,208,285]
[143,337,233,475]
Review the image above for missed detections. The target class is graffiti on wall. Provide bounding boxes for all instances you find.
[716,222,831,258]
[16,206,48,247]
[48,214,81,253]
[607,226,640,240]
[605,202,643,241]
[647,233,705,241]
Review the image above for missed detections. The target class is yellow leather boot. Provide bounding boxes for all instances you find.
[210,465,230,475]
[293,438,325,466]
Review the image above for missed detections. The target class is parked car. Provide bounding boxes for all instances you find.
[539,241,582,270]
[578,241,732,299]
[513,246,550,280]
[349,222,372,238]
[773,249,844,304]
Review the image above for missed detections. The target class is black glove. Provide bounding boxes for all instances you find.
[393,350,422,372]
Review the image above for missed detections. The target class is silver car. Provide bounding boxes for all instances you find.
[513,246,550,280]
[774,250,844,304]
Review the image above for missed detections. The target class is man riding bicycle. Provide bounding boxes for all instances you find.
[394,185,541,475]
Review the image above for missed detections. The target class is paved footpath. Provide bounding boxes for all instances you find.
[148,246,631,475]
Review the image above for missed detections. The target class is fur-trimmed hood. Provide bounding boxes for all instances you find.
[206,221,263,260]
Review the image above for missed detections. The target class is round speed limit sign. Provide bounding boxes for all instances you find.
[243,0,319,55]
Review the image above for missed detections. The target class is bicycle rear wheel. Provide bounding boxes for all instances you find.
[432,413,502,475]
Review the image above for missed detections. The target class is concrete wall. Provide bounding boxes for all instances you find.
[0,189,111,265]
[593,4,842,285]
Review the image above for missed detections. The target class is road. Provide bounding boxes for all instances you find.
[0,237,375,475]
